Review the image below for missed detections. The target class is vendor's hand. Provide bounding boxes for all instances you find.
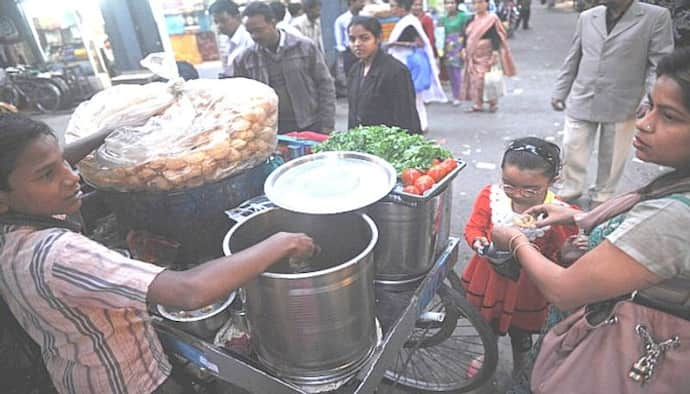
[472,236,490,253]
[491,226,526,252]
[551,98,565,111]
[524,204,580,227]
[274,232,319,261]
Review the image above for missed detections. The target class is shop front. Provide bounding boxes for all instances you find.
[0,0,41,68]
[153,0,222,65]
[15,0,112,90]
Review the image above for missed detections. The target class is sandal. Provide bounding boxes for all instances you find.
[465,355,484,379]
[464,106,483,113]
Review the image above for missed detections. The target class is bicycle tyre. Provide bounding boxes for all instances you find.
[0,86,21,108]
[20,79,62,112]
[383,283,498,393]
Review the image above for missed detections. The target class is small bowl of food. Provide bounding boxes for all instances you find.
[156,292,236,339]
[513,214,549,240]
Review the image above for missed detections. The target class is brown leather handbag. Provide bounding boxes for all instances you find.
[531,298,690,394]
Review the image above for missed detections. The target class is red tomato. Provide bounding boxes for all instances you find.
[431,158,441,166]
[414,175,435,193]
[402,185,422,195]
[426,165,446,182]
[442,158,458,171]
[401,168,423,186]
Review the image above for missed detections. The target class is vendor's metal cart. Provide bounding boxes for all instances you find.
[153,157,499,394]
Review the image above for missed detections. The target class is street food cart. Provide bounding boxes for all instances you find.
[68,78,499,394]
[146,150,498,394]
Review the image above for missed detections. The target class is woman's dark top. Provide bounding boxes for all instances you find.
[465,15,501,50]
[347,49,422,134]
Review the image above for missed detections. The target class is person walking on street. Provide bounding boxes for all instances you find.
[388,0,447,133]
[552,0,673,206]
[460,0,516,113]
[440,0,470,105]
[232,2,335,134]
[270,2,306,39]
[209,0,253,77]
[517,0,532,29]
[412,0,439,58]
[292,0,324,53]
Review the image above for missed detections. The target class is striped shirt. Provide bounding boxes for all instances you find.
[0,224,171,394]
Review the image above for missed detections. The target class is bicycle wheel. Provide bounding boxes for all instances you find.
[21,79,62,112]
[383,283,498,393]
[0,86,21,108]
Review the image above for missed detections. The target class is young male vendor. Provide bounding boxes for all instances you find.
[0,113,317,393]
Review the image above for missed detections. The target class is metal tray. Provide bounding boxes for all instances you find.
[385,158,466,205]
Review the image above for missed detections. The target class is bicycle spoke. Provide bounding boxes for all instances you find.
[384,283,498,393]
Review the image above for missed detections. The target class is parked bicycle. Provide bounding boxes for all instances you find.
[0,67,66,112]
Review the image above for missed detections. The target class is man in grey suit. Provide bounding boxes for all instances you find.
[552,0,673,205]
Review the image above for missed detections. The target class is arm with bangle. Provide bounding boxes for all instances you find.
[495,221,660,311]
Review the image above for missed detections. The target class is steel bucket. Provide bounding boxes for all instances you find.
[368,184,453,283]
[222,208,378,386]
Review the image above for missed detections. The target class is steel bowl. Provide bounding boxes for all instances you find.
[156,292,236,339]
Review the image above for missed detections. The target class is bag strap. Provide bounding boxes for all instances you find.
[667,194,690,206]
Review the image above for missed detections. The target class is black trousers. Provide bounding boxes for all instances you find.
[520,7,531,28]
[277,119,322,134]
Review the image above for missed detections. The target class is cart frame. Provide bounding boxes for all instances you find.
[155,237,461,394]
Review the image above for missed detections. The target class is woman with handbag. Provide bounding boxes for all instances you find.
[492,48,690,394]
[387,0,447,133]
[460,0,516,113]
[346,16,421,134]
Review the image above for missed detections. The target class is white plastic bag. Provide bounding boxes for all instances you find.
[483,64,506,102]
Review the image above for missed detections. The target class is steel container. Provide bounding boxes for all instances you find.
[222,208,378,386]
[368,184,453,283]
[156,292,236,340]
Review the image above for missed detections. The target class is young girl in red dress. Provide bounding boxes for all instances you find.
[461,137,579,377]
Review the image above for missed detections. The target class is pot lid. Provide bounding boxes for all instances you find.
[264,151,396,214]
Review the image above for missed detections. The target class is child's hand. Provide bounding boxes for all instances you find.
[472,237,490,253]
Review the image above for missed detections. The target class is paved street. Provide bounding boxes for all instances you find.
[34,3,668,393]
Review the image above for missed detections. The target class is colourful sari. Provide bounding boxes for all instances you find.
[460,13,516,104]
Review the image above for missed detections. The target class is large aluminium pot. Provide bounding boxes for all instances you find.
[367,183,453,283]
[222,208,378,386]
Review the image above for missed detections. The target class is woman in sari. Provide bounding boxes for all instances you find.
[387,0,447,133]
[440,0,469,105]
[460,0,516,113]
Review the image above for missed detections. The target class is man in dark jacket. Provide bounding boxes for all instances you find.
[232,2,335,134]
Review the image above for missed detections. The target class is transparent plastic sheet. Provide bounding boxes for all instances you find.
[73,78,278,192]
[64,82,179,144]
